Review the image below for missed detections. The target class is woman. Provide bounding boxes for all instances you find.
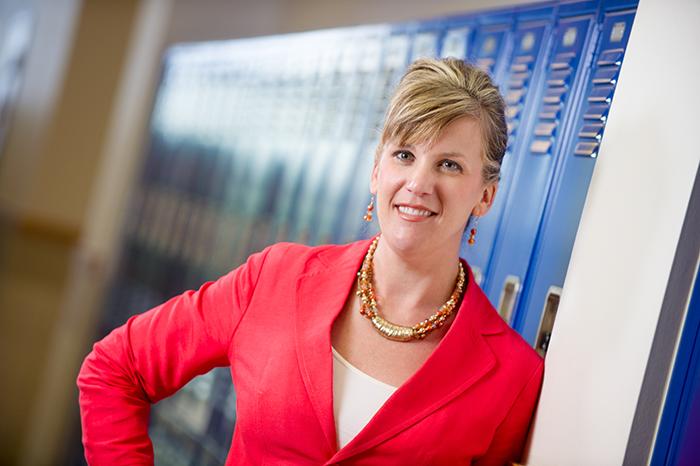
[78,58,543,465]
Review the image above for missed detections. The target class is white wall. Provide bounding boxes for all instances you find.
[525,0,700,463]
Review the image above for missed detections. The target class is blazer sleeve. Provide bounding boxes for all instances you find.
[77,246,271,465]
[474,359,544,466]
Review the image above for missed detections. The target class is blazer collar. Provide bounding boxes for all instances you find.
[293,238,504,461]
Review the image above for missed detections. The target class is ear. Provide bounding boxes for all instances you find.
[370,161,379,195]
[471,182,498,217]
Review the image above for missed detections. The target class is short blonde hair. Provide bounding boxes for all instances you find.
[377,58,507,184]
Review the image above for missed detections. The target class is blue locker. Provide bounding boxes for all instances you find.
[482,1,600,323]
[469,11,514,84]
[652,263,700,465]
[513,7,636,347]
[461,5,555,287]
[440,16,476,60]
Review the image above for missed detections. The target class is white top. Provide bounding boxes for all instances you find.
[332,346,398,448]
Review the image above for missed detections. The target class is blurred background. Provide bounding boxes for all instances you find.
[0,0,697,465]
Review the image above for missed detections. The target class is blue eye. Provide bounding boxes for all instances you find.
[440,159,463,172]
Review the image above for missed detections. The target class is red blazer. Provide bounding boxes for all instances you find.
[78,239,543,465]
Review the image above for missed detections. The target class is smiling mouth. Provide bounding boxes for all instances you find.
[395,205,436,218]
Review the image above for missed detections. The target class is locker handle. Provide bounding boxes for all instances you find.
[535,286,563,357]
[497,275,521,325]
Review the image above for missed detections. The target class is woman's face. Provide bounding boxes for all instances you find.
[371,116,497,257]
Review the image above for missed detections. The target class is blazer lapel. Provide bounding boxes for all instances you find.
[294,239,372,453]
[329,262,504,464]
[293,239,505,463]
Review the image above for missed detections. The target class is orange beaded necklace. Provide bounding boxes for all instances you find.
[356,236,466,342]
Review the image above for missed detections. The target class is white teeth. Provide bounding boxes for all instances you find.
[397,205,433,217]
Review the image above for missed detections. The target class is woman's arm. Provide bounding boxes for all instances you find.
[474,360,545,466]
[77,247,271,465]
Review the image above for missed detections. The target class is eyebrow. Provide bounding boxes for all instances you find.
[439,151,468,160]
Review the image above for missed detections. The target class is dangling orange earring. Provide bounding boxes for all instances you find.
[468,216,479,245]
[363,195,375,222]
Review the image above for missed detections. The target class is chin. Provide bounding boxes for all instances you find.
[380,228,433,255]
[379,224,463,259]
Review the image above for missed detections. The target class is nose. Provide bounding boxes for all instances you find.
[406,160,435,196]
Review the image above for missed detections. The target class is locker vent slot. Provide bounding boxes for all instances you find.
[583,103,609,121]
[592,67,618,85]
[510,63,529,73]
[588,84,614,103]
[530,139,552,155]
[506,89,526,105]
[543,86,567,104]
[547,69,573,86]
[539,104,561,120]
[506,106,522,120]
[578,123,604,139]
[534,122,557,137]
[515,54,535,64]
[574,140,599,158]
[597,48,624,66]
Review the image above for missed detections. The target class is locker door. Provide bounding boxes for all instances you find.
[513,8,636,348]
[440,19,475,60]
[469,12,514,85]
[461,5,555,289]
[482,2,600,322]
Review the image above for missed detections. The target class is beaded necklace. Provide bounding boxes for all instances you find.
[356,237,466,342]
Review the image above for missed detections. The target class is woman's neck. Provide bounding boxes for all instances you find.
[370,236,462,325]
